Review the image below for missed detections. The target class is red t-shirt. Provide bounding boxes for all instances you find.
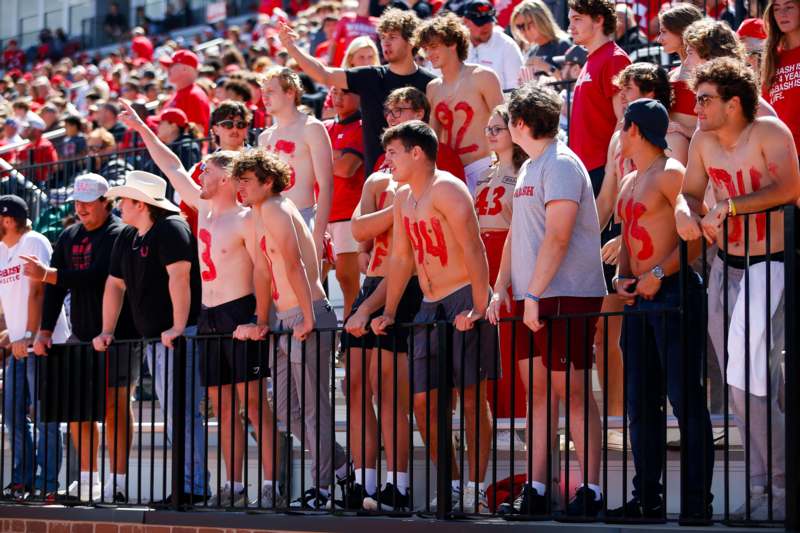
[569,41,631,172]
[131,36,154,62]
[325,112,365,222]
[331,14,378,67]
[20,137,58,182]
[764,45,800,154]
[373,143,466,182]
[3,49,24,70]
[166,84,211,133]
[671,68,697,116]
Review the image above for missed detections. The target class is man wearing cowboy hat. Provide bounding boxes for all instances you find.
[92,171,208,505]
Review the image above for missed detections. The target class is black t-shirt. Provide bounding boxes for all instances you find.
[109,215,201,338]
[346,65,437,174]
[42,215,138,341]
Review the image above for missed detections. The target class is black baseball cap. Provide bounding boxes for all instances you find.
[553,45,588,68]
[460,0,496,25]
[0,195,29,220]
[624,98,669,150]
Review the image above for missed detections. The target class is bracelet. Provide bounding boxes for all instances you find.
[728,198,737,217]
[524,292,540,303]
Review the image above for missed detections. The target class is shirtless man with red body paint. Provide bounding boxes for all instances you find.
[371,121,495,513]
[118,100,277,507]
[417,14,504,195]
[674,58,800,520]
[258,67,334,260]
[607,98,715,521]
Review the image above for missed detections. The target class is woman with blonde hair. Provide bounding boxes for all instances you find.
[511,0,571,76]
[342,35,380,68]
[762,0,800,156]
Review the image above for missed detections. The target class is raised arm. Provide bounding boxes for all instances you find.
[118,99,201,207]
[278,22,348,88]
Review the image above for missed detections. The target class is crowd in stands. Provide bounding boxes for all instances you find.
[0,0,797,524]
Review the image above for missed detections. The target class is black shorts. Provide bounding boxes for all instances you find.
[411,284,499,394]
[198,294,267,387]
[341,276,423,354]
[106,341,144,388]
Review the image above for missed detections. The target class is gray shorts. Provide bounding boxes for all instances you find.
[298,205,317,232]
[411,284,498,393]
[273,299,337,363]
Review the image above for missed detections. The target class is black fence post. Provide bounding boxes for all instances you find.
[783,205,799,531]
[172,337,187,510]
[678,240,690,521]
[436,319,452,520]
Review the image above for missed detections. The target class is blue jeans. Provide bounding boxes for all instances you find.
[622,272,714,513]
[3,355,63,492]
[144,325,207,495]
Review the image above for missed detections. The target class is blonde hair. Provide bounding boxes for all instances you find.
[262,66,304,105]
[343,36,380,68]
[88,128,116,149]
[511,0,568,45]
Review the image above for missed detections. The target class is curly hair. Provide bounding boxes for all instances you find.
[232,149,294,194]
[691,57,758,123]
[262,66,304,106]
[567,0,616,36]
[385,87,430,122]
[658,3,703,38]
[414,13,470,62]
[508,83,562,139]
[614,63,673,111]
[683,19,744,61]
[378,8,421,43]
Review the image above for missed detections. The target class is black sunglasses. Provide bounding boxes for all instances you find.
[216,119,248,129]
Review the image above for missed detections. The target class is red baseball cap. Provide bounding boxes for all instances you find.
[157,108,188,127]
[737,18,766,40]
[160,49,200,69]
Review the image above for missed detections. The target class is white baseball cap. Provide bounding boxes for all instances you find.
[25,112,46,131]
[69,173,110,202]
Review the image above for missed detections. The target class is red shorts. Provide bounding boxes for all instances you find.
[481,229,508,286]
[512,297,603,371]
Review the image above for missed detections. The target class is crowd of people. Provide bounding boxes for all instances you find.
[0,0,798,523]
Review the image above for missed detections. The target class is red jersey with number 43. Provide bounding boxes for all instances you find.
[569,41,630,172]
[765,45,800,155]
[474,166,516,230]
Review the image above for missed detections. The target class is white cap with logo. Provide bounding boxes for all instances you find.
[69,173,110,202]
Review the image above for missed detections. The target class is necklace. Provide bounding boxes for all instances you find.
[411,176,435,210]
[442,64,468,104]
[632,154,665,198]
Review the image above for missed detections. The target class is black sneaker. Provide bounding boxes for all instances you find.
[606,497,664,522]
[331,482,370,510]
[498,484,547,516]
[2,483,29,500]
[363,482,409,512]
[290,487,329,510]
[150,492,209,507]
[680,504,713,526]
[565,486,603,518]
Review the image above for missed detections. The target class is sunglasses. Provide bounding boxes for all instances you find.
[216,119,248,129]
[696,94,721,107]
[515,21,532,32]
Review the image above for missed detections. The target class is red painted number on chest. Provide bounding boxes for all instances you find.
[271,140,297,190]
[707,167,766,243]
[618,198,654,261]
[370,191,391,272]
[198,229,218,281]
[259,236,281,301]
[475,186,505,216]
[403,215,449,266]
[434,101,478,156]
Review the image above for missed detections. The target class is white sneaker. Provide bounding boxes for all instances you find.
[752,486,786,521]
[211,483,248,507]
[250,483,285,508]
[732,486,766,520]
[461,484,489,514]
[67,480,101,502]
[430,485,463,513]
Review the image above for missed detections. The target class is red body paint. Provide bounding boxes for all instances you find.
[618,198,655,260]
[259,236,280,301]
[475,186,505,216]
[271,139,297,190]
[403,215,449,266]
[198,229,218,281]
[434,102,479,156]
[707,167,767,242]
[370,191,390,273]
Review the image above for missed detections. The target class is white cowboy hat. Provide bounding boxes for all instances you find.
[106,171,180,213]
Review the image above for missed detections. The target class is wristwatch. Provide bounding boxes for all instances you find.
[23,331,34,341]
[651,265,665,280]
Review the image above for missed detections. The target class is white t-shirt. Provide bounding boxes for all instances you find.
[467,26,525,91]
[0,231,70,343]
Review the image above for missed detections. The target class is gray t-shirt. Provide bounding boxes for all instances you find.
[510,140,607,299]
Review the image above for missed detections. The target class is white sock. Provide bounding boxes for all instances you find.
[363,468,377,495]
[385,471,394,485]
[80,471,91,484]
[319,487,330,496]
[262,480,279,496]
[478,482,486,492]
[451,480,461,491]
[529,480,546,494]
[583,483,602,501]
[396,472,409,494]
[110,473,126,488]
[233,481,244,493]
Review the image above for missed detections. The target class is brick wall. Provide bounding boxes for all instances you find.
[0,520,284,533]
